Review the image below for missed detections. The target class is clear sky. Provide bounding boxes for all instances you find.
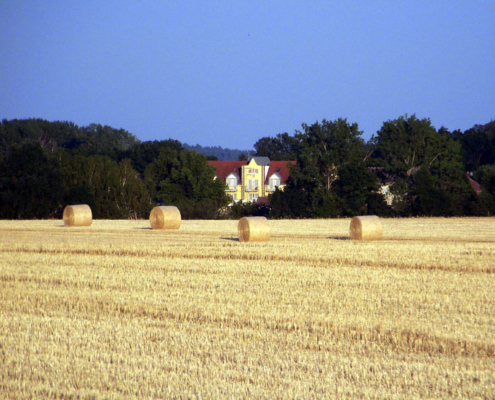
[1,1,494,150]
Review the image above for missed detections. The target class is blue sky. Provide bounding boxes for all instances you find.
[1,1,494,150]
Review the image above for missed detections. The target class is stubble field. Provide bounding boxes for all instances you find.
[0,218,494,399]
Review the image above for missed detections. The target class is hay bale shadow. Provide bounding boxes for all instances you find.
[328,236,349,240]
[221,237,240,242]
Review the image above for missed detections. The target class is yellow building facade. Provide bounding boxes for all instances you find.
[208,157,295,203]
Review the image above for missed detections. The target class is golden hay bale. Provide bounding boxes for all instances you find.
[238,216,270,242]
[63,204,92,227]
[349,215,382,240]
[149,206,181,230]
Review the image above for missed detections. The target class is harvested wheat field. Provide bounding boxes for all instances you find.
[0,218,494,399]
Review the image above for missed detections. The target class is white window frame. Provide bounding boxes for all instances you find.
[226,173,238,190]
[268,174,281,190]
[248,179,258,191]
[248,193,259,202]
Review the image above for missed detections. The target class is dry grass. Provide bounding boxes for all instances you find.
[1,218,494,399]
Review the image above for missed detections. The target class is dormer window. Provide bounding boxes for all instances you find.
[269,173,281,190]
[226,173,238,190]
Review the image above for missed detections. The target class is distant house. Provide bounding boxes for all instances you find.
[208,157,295,203]
[466,172,482,195]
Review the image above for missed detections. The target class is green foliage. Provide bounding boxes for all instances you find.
[273,118,368,218]
[372,114,438,179]
[1,117,494,220]
[333,161,391,217]
[474,165,495,193]
[472,165,495,215]
[124,139,183,175]
[145,149,230,219]
[296,118,365,190]
[459,121,495,171]
[373,115,476,216]
[254,133,298,161]
[0,119,139,160]
[227,201,271,219]
[0,142,65,219]
[410,167,453,216]
[389,178,411,216]
[60,153,149,219]
[183,143,253,161]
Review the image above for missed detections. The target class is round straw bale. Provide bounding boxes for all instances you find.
[238,216,270,242]
[149,206,181,229]
[349,215,382,240]
[63,204,92,227]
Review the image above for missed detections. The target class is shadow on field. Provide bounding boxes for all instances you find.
[221,237,240,242]
[133,227,153,230]
[327,236,349,240]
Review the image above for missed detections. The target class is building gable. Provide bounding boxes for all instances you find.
[264,161,296,185]
[208,160,247,182]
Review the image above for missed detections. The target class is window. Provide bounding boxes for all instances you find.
[230,193,237,201]
[249,193,259,202]
[248,179,258,190]
[226,173,238,190]
[268,174,281,190]
[247,168,258,174]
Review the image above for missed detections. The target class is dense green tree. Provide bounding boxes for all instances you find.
[0,142,65,218]
[371,114,437,178]
[333,161,391,216]
[270,118,367,218]
[125,139,183,174]
[183,144,253,161]
[115,159,151,219]
[254,133,298,160]
[410,166,453,216]
[296,118,365,190]
[458,121,495,171]
[0,118,78,155]
[0,119,139,160]
[60,153,149,219]
[472,165,495,215]
[228,201,271,219]
[372,115,475,216]
[145,149,230,219]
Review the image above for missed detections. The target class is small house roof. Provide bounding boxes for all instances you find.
[249,156,270,166]
[265,161,296,184]
[466,172,482,195]
[208,160,247,181]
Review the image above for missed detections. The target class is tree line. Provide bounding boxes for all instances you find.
[0,119,229,219]
[256,115,495,218]
[1,116,494,220]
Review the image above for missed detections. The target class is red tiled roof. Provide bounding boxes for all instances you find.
[208,161,247,181]
[466,172,482,195]
[264,161,296,184]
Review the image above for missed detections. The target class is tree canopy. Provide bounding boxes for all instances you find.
[1,115,494,219]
